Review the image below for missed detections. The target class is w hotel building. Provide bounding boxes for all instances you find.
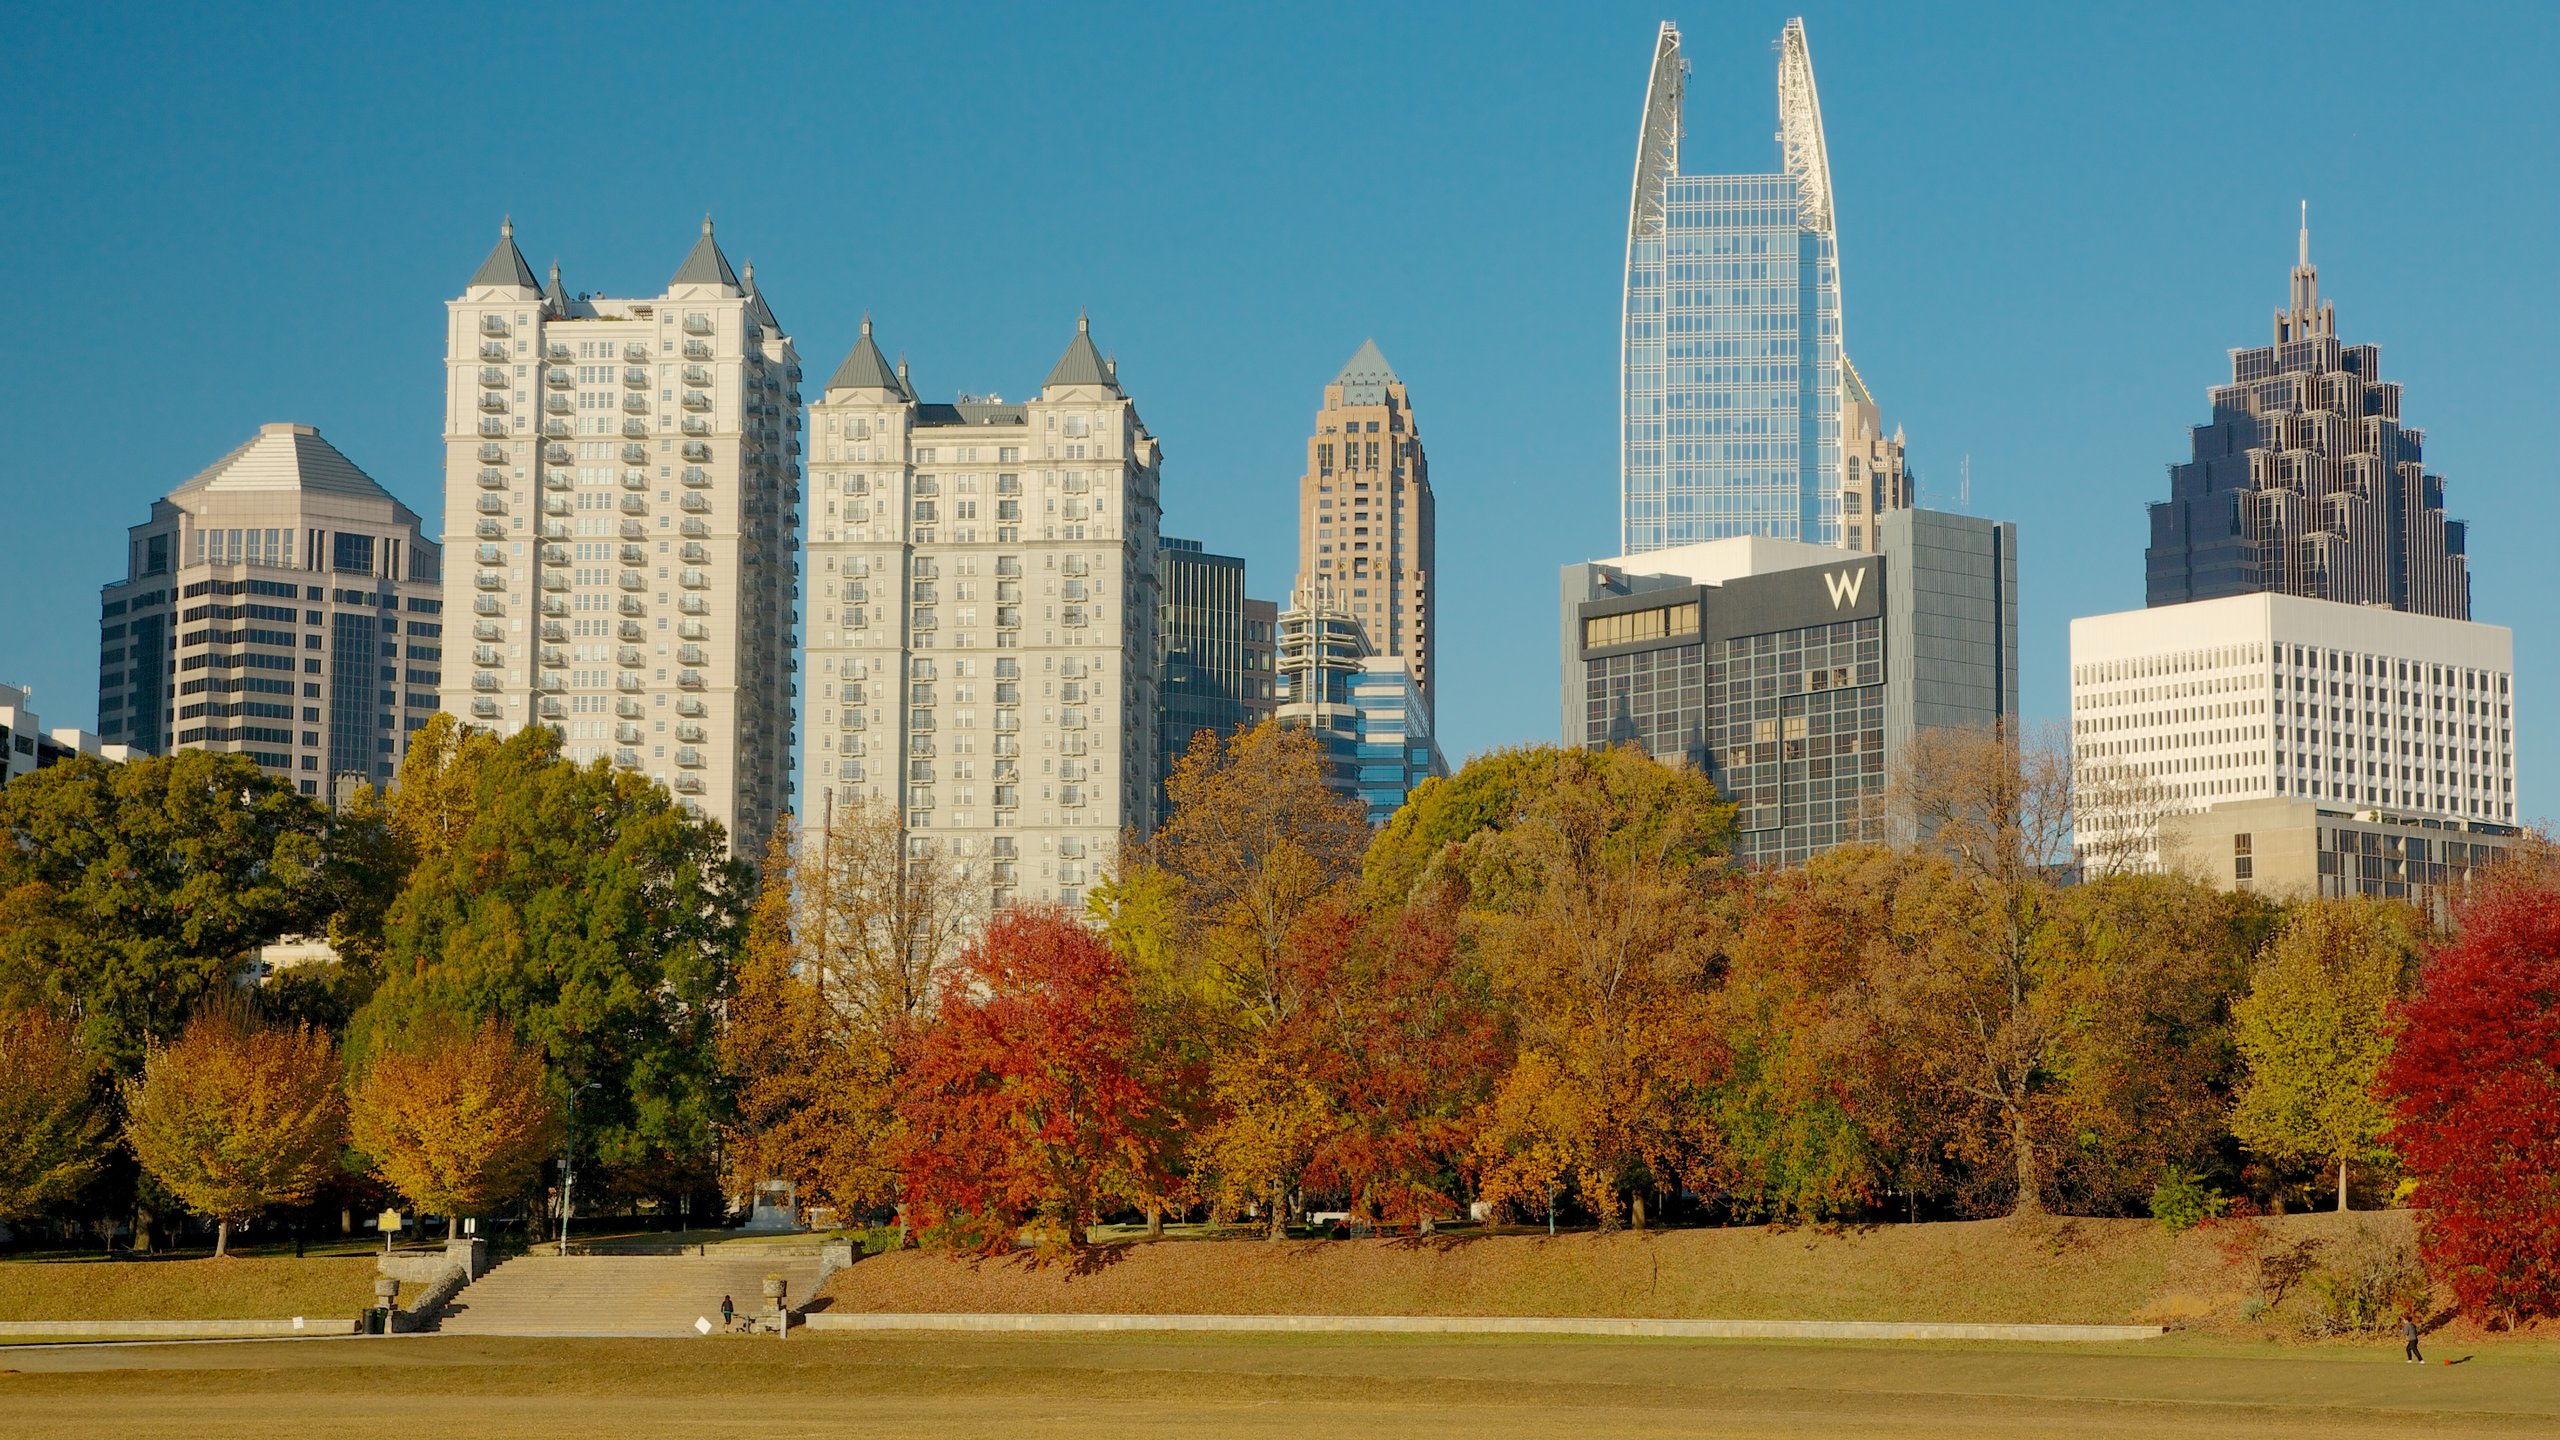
[99,423,442,798]
[439,219,800,847]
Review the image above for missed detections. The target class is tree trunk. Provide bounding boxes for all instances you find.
[214,1219,230,1259]
[2008,1108,2043,1217]
[2338,1155,2350,1213]
[1266,1184,1288,1242]
[1146,1197,1164,1240]
[1630,1191,1647,1231]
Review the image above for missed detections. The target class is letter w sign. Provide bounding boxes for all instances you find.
[1823,568,1867,609]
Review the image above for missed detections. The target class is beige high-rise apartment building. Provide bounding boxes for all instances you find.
[803,315,1164,912]
[99,423,442,800]
[439,219,800,848]
[1295,340,1434,717]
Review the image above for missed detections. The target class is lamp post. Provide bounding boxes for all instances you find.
[557,1080,601,1256]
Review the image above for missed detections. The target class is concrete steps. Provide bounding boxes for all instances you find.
[434,1253,826,1337]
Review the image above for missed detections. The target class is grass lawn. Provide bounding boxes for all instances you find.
[819,1212,2411,1328]
[0,1331,2551,1439]
[0,1257,378,1322]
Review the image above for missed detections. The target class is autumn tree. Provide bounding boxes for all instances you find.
[1089,863,1215,1235]
[121,1003,344,1256]
[894,908,1171,1256]
[0,750,350,1072]
[2380,861,2560,1322]
[1458,745,1731,1229]
[2231,899,2422,1212]
[799,794,973,1031]
[1362,748,1559,905]
[356,724,743,1193]
[349,1016,562,1222]
[0,1006,109,1223]
[720,821,905,1218]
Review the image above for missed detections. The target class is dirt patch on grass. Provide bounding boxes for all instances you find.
[0,1256,378,1321]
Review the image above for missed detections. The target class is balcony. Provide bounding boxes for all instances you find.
[618,570,647,591]
[677,620,708,641]
[478,394,508,414]
[540,622,567,643]
[616,675,644,694]
[681,466,710,488]
[480,315,509,336]
[680,366,712,386]
[679,568,708,590]
[683,314,713,336]
[477,442,509,463]
[616,723,644,745]
[474,568,505,592]
[675,722,706,743]
[472,672,501,692]
[538,699,566,721]
[543,420,572,438]
[547,343,572,362]
[473,620,504,641]
[539,647,567,669]
[545,443,572,464]
[615,748,641,768]
[470,698,500,719]
[621,443,649,464]
[543,495,572,516]
[623,395,649,414]
[616,698,644,719]
[473,596,504,617]
[681,494,711,514]
[540,596,569,618]
[618,647,646,667]
[619,597,647,618]
[540,572,568,592]
[681,391,711,413]
[680,542,709,564]
[621,470,648,491]
[536,673,565,693]
[618,620,646,642]
[624,344,651,363]
[680,518,710,538]
[681,442,711,462]
[619,544,647,565]
[544,395,572,415]
[620,519,648,540]
[471,645,503,665]
[478,468,508,490]
[479,366,510,389]
[675,747,704,768]
[543,470,572,491]
[541,544,569,565]
[620,495,647,515]
[674,775,706,795]
[681,418,711,438]
[542,520,569,539]
[543,370,572,392]
[678,645,708,666]
[476,495,508,515]
[480,341,510,362]
[676,697,707,718]
[678,595,708,615]
[677,670,705,690]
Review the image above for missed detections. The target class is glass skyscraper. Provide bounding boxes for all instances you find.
[1621,19,1861,556]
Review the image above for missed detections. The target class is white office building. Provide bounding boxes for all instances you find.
[802,315,1163,911]
[2070,592,2516,869]
[438,219,801,848]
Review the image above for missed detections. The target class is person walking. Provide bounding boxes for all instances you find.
[721,1294,736,1331]
[2402,1315,2423,1364]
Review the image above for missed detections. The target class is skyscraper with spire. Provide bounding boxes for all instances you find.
[438,218,801,849]
[2145,206,2471,618]
[1619,18,1904,556]
[1293,339,1434,717]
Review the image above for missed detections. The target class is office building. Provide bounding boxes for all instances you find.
[2147,212,2470,617]
[1295,340,1435,716]
[100,423,442,798]
[2157,796,2517,919]
[1159,538,1256,781]
[439,219,801,848]
[1,683,131,784]
[1621,19,1906,555]
[1243,598,1279,728]
[2069,592,2516,867]
[803,315,1164,911]
[1568,509,2017,866]
[1274,586,1445,825]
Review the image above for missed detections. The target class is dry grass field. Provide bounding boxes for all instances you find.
[0,1256,379,1322]
[0,1331,2553,1439]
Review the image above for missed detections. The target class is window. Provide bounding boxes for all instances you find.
[331,533,376,574]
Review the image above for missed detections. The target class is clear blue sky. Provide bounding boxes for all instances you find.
[6,2,2556,817]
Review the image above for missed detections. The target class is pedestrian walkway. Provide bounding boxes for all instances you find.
[434,1254,825,1337]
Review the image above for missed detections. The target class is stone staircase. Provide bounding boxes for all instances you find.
[433,1252,828,1337]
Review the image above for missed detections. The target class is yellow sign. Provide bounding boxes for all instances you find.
[378,1210,403,1233]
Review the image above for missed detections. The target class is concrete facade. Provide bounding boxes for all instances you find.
[2158,794,2517,919]
[438,219,800,849]
[1295,341,1434,717]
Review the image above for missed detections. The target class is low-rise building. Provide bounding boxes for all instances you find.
[2159,795,2519,918]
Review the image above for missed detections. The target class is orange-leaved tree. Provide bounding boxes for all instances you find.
[0,1005,110,1224]
[349,1016,561,1223]
[122,1003,344,1256]
[894,908,1172,1257]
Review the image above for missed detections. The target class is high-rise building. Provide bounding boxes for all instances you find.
[1242,597,1279,728]
[100,423,442,799]
[1567,510,2017,867]
[1622,19,1903,556]
[2,682,132,784]
[2146,211,2470,618]
[1841,359,1911,554]
[803,315,1164,912]
[1159,537,1258,781]
[439,219,801,848]
[1274,585,1445,825]
[1295,340,1434,716]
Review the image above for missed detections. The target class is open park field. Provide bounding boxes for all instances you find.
[0,1330,2552,1439]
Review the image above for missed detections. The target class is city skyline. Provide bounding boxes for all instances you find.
[5,4,2557,819]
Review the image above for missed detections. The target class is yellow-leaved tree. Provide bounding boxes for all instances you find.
[2231,898,2421,1212]
[122,1003,344,1256]
[350,1017,563,1224]
[0,1006,109,1224]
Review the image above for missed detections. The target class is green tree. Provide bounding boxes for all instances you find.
[2232,898,2420,1211]
[0,750,350,1073]
[1362,748,1560,905]
[0,1006,110,1223]
[121,1003,344,1256]
[355,724,744,1192]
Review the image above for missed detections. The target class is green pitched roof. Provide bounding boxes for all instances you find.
[1334,338,1399,403]
[827,316,905,396]
[670,216,740,291]
[468,219,539,291]
[1044,312,1117,391]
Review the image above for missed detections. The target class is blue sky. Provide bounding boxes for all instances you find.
[5,2,2556,817]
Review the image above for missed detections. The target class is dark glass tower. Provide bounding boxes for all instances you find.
[2146,211,2470,618]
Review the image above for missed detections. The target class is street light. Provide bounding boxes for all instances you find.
[557,1080,602,1257]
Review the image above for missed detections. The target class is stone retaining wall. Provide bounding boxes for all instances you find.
[0,1317,361,1339]
[800,1312,2168,1343]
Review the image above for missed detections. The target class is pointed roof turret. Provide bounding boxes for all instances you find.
[741,259,779,329]
[2278,198,2333,343]
[1043,311,1117,392]
[827,315,906,396]
[543,259,568,314]
[468,216,540,292]
[669,214,741,292]
[1333,338,1401,405]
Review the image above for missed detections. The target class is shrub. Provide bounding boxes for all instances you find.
[2148,1165,2228,1234]
[2300,1222,2428,1336]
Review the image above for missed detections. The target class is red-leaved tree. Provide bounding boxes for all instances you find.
[2380,862,2560,1323]
[894,907,1172,1256]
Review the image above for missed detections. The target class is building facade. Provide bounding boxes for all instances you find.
[2158,795,2518,920]
[2069,592,2516,867]
[1295,340,1435,716]
[1621,19,1903,556]
[802,315,1164,912]
[2146,214,2470,618]
[1273,586,1445,825]
[1571,509,2018,867]
[1159,537,1255,781]
[438,219,800,847]
[100,423,441,799]
[1,682,131,783]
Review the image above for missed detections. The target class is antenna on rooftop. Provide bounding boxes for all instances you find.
[1959,455,1971,513]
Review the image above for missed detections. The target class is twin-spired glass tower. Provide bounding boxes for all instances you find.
[1621,19,1855,556]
